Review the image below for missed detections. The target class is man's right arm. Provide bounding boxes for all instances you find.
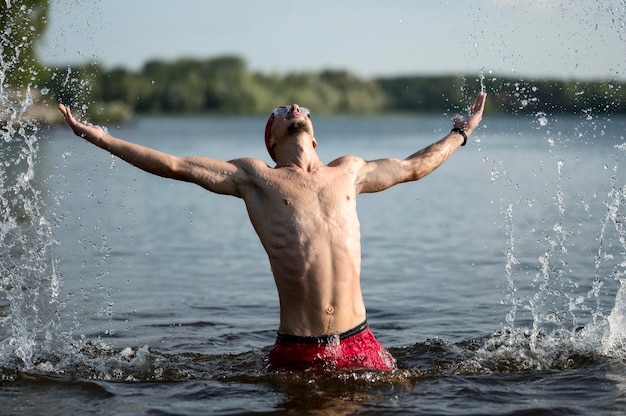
[57,104,251,197]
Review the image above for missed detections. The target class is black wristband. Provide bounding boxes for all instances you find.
[451,127,468,146]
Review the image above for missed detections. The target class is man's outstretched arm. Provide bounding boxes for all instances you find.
[356,92,486,194]
[58,104,248,196]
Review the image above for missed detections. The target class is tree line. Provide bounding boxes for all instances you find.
[37,55,625,123]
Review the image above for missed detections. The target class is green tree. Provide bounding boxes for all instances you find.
[319,70,388,114]
[376,76,470,113]
[0,0,49,88]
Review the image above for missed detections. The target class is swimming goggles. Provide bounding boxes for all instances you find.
[272,106,311,116]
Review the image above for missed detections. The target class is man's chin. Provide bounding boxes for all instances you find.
[287,119,311,135]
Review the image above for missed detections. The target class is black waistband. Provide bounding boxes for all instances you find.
[276,320,368,344]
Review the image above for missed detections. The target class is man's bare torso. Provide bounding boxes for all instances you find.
[58,93,486,342]
[238,156,367,337]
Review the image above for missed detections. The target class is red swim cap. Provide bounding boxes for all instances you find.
[265,113,276,162]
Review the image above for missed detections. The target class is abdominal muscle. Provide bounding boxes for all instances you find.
[260,193,367,336]
[268,228,367,337]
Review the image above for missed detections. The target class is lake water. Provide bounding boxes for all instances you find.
[2,112,626,415]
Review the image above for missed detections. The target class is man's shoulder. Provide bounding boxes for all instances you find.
[229,157,273,171]
[327,154,366,168]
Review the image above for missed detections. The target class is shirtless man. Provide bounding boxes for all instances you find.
[58,92,486,371]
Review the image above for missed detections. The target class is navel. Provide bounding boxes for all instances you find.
[284,198,292,205]
[324,307,336,334]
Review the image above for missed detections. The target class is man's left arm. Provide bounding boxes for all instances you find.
[356,92,486,194]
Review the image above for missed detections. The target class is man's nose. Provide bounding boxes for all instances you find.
[289,104,301,113]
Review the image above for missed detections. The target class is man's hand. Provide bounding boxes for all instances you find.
[453,92,486,136]
[58,104,106,142]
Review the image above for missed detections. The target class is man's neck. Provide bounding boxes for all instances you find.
[274,136,322,171]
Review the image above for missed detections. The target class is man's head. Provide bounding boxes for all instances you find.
[265,104,314,162]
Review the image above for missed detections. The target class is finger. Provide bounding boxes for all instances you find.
[64,107,79,125]
[59,103,72,120]
[476,92,486,110]
[60,107,74,125]
[58,105,84,136]
[470,96,480,113]
[470,93,486,114]
[58,103,68,119]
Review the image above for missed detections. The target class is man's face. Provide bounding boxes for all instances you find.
[271,104,313,141]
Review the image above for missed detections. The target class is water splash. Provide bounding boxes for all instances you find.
[1,5,62,370]
[488,132,626,370]
[601,144,626,352]
[1,0,625,385]
[502,203,520,333]
[479,67,486,94]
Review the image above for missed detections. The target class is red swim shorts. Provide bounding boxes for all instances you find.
[267,321,396,371]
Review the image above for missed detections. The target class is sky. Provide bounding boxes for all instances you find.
[38,0,625,81]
